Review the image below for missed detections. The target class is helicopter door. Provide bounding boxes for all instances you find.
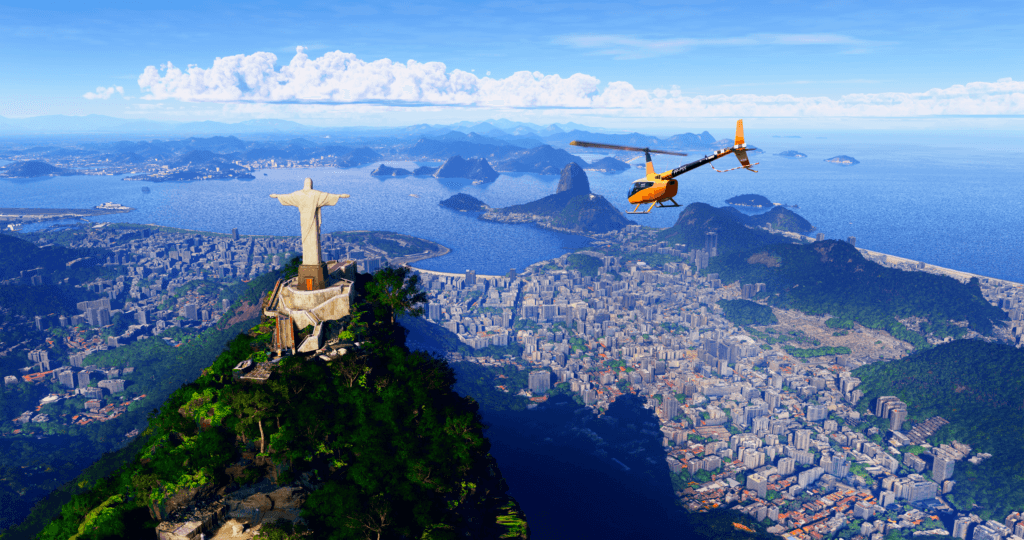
[622,181,655,198]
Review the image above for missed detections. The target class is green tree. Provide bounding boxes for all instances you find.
[226,385,275,454]
[365,267,428,326]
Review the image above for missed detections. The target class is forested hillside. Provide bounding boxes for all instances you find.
[8,268,528,540]
[854,340,1024,519]
[655,204,1007,349]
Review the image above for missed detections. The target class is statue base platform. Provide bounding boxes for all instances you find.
[297,263,327,291]
[264,260,357,354]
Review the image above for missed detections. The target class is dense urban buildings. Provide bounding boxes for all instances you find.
[412,224,1023,540]
[4,221,1022,538]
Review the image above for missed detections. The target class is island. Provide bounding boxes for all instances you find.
[825,155,860,165]
[775,150,807,158]
[583,156,630,172]
[433,155,500,183]
[370,163,412,177]
[412,165,439,176]
[0,160,77,178]
[440,193,490,212]
[726,194,774,208]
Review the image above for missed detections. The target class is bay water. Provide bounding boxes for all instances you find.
[1,129,1021,280]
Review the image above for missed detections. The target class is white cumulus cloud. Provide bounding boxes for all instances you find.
[138,47,601,108]
[136,48,1024,118]
[83,86,125,100]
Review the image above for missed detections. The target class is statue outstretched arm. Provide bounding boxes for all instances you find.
[270,193,301,206]
[321,193,349,206]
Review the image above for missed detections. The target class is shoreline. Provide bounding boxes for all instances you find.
[773,229,1023,288]
[0,207,132,223]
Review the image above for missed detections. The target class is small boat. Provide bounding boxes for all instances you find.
[95,202,131,210]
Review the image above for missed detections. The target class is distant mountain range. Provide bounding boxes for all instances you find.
[0,117,735,182]
[0,115,727,154]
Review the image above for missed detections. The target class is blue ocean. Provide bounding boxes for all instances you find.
[1,129,1021,282]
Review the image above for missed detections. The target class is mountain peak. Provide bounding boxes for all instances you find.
[556,162,590,195]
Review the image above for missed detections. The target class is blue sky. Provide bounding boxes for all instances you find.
[3,0,1023,130]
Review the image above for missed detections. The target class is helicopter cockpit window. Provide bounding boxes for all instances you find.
[628,182,655,198]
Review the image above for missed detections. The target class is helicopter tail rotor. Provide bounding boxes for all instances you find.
[712,119,759,172]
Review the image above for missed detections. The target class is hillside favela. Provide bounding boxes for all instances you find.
[2,3,1024,540]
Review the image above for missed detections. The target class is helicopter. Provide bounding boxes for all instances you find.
[570,119,759,214]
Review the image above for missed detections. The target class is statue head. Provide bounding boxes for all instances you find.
[303,177,313,190]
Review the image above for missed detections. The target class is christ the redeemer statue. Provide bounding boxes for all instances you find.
[271,177,348,290]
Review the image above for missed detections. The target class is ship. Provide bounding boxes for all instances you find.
[95,202,131,211]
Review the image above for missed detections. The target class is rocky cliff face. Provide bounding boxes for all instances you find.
[488,163,632,234]
[555,162,590,195]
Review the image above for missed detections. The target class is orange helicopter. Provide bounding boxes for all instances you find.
[571,119,759,214]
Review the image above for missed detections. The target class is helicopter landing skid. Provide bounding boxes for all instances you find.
[627,201,658,214]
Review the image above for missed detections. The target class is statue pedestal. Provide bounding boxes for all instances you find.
[265,260,357,354]
[297,263,327,291]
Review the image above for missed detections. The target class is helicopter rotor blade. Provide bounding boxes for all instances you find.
[570,140,687,156]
